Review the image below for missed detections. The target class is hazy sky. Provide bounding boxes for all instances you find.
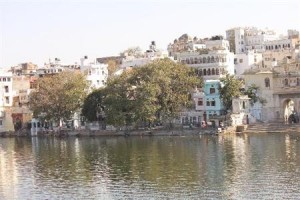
[0,0,299,68]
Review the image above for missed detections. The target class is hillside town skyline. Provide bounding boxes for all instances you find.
[0,26,298,69]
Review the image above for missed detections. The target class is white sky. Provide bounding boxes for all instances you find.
[0,0,300,68]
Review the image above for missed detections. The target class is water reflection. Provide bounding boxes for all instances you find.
[0,133,300,199]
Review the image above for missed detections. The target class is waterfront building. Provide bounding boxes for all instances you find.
[175,37,234,126]
[243,45,300,122]
[0,71,32,132]
[180,80,224,127]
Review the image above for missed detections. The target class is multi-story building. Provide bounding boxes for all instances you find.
[243,45,300,122]
[114,41,169,76]
[234,51,263,77]
[10,62,38,76]
[80,56,108,90]
[0,71,29,132]
[180,80,224,127]
[226,27,278,54]
[176,37,234,126]
[176,38,235,80]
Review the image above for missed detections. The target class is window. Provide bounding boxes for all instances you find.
[4,86,9,93]
[0,119,2,126]
[265,78,270,88]
[242,101,246,109]
[239,59,243,63]
[212,68,215,75]
[5,97,9,104]
[216,68,219,75]
[206,101,210,106]
[284,78,289,86]
[211,100,216,106]
[198,69,202,76]
[7,78,11,82]
[198,99,203,106]
[210,88,216,94]
[234,58,238,64]
[297,78,300,86]
[3,78,6,82]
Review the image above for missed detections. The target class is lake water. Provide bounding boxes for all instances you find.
[1,133,300,199]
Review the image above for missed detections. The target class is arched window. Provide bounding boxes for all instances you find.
[207,68,211,75]
[198,69,202,76]
[216,68,219,75]
[212,68,215,75]
[203,57,206,63]
[207,57,211,63]
[203,69,207,75]
[288,44,290,48]
[211,56,215,63]
[199,57,203,63]
[275,45,278,49]
[284,78,289,86]
[265,77,270,88]
[216,57,219,62]
[190,58,194,64]
[186,59,189,64]
[194,58,198,64]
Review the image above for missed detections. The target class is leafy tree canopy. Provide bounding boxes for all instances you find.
[244,84,267,105]
[81,88,106,122]
[29,71,89,123]
[219,74,243,111]
[102,58,202,128]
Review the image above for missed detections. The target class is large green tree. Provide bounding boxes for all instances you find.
[102,58,202,128]
[219,74,243,110]
[29,71,89,124]
[81,88,106,122]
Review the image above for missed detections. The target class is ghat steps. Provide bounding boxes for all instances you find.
[244,122,300,133]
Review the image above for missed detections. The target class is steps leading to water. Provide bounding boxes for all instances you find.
[244,122,300,133]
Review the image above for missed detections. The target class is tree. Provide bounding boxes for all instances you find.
[219,74,243,111]
[244,84,267,105]
[29,71,89,125]
[103,58,202,128]
[81,88,106,122]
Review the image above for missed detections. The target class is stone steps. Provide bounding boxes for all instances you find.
[244,122,300,133]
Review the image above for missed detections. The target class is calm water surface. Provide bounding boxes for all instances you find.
[1,133,300,199]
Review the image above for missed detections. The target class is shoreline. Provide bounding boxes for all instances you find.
[0,127,235,138]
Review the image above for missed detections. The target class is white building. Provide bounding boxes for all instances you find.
[226,27,278,54]
[234,51,263,77]
[120,41,169,69]
[0,72,13,132]
[176,39,235,80]
[80,56,108,90]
